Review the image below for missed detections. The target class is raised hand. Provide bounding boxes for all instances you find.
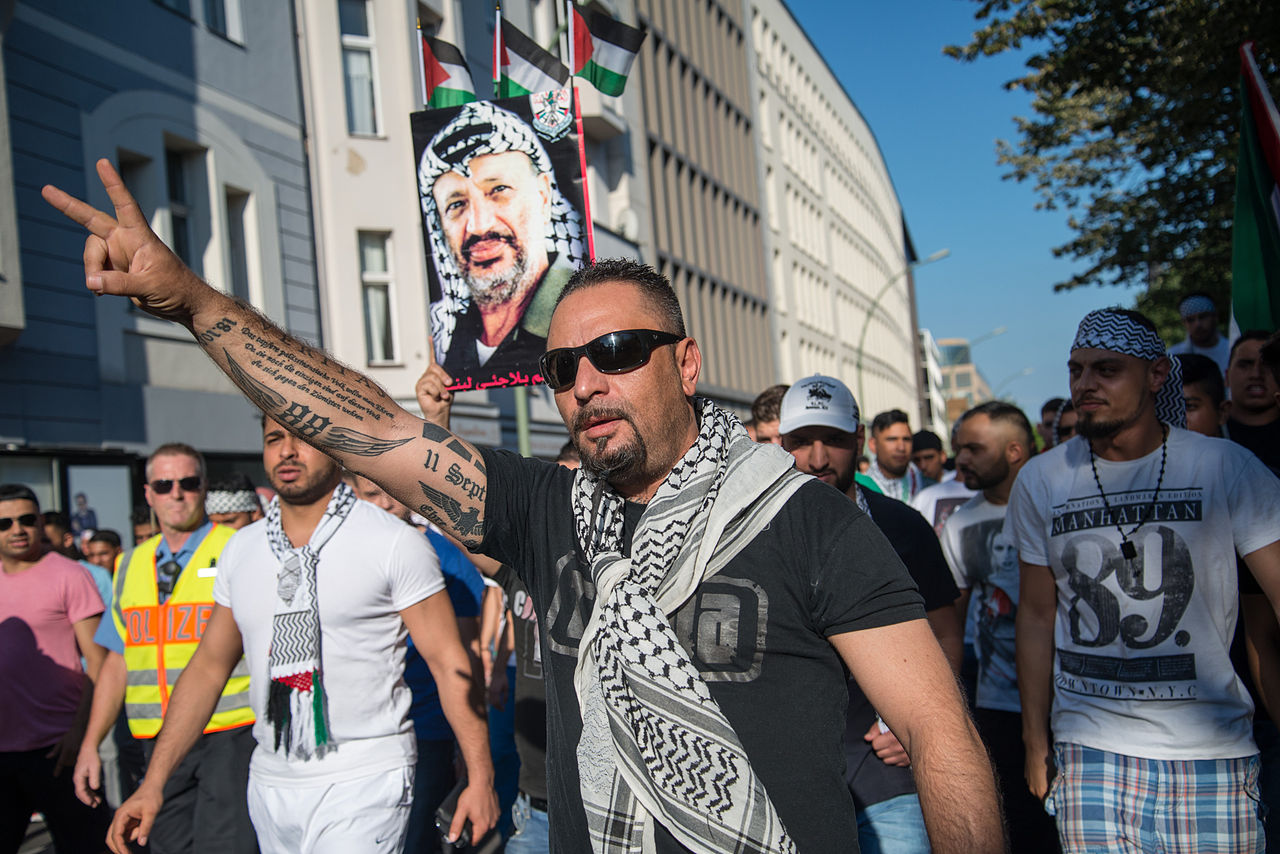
[416,362,456,429]
[41,158,210,326]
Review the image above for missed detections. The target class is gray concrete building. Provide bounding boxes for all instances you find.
[0,0,318,527]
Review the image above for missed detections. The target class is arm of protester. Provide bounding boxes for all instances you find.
[106,604,245,853]
[51,651,98,776]
[1015,559,1057,801]
[1243,593,1280,720]
[75,650,127,806]
[925,604,964,675]
[1243,541,1280,626]
[43,161,489,549]
[833,619,1005,854]
[954,587,972,631]
[402,592,499,843]
[75,615,106,683]
[488,612,513,709]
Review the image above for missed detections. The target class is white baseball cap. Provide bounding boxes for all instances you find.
[778,375,861,436]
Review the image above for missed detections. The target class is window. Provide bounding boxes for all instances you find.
[204,0,227,35]
[359,232,396,363]
[225,188,251,302]
[956,371,972,389]
[339,0,379,135]
[166,149,194,268]
[156,0,192,16]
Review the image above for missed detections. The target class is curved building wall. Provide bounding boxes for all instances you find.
[747,0,919,420]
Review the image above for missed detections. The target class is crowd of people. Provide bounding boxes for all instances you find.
[5,164,1280,854]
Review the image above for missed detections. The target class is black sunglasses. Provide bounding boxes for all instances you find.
[150,476,203,495]
[540,329,683,390]
[0,513,38,532]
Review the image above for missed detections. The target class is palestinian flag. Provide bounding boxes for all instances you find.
[498,20,569,98]
[1232,42,1280,333]
[420,35,476,109]
[571,3,646,97]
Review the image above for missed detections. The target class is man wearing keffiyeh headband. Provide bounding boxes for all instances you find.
[1006,307,1280,853]
[1168,291,1231,372]
[102,418,499,851]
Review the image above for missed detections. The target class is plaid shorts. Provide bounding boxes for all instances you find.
[1047,742,1264,853]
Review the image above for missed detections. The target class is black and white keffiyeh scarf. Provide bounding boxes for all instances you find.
[571,398,807,854]
[264,482,356,757]
[1072,308,1187,428]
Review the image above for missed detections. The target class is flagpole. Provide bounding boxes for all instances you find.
[415,20,428,105]
[567,0,575,76]
[492,2,502,98]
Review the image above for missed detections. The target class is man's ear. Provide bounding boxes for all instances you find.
[537,171,553,217]
[1149,355,1172,394]
[855,425,866,458]
[677,337,701,397]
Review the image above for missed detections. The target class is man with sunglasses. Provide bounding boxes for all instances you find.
[74,443,258,854]
[45,163,1004,853]
[0,483,113,852]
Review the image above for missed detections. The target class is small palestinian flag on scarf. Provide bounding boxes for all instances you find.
[421,34,477,109]
[570,2,646,97]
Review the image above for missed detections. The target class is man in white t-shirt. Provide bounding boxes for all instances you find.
[1167,292,1231,372]
[940,402,1057,852]
[1008,307,1280,853]
[103,418,499,854]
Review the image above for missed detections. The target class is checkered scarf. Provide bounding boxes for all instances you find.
[571,398,805,854]
[264,482,356,757]
[1072,309,1186,428]
[418,99,587,363]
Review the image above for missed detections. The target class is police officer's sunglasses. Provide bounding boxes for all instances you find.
[149,477,203,495]
[540,329,683,390]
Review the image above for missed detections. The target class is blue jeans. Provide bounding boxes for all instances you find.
[856,793,931,854]
[505,793,550,854]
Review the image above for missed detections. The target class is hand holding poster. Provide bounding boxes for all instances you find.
[412,88,590,391]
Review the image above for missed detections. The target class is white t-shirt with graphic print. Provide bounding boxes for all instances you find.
[1006,428,1280,760]
[941,494,1021,713]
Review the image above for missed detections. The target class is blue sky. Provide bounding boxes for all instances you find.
[787,0,1148,417]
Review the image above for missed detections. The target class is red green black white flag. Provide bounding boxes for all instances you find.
[419,34,476,109]
[1232,42,1280,333]
[570,3,646,97]
[498,19,569,98]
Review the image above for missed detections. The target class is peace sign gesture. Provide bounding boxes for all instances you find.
[42,158,210,326]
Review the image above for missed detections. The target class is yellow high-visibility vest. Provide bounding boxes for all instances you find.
[111,525,254,738]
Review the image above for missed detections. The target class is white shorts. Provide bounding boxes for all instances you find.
[247,764,415,853]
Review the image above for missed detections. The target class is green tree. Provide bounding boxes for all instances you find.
[945,0,1280,341]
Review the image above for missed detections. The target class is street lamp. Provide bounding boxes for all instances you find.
[855,248,950,409]
[994,366,1034,397]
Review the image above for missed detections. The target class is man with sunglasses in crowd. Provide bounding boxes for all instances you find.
[45,161,1003,853]
[0,483,112,852]
[73,442,259,854]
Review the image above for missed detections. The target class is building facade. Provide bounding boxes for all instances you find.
[918,328,949,441]
[746,0,921,420]
[938,336,994,425]
[1,0,318,528]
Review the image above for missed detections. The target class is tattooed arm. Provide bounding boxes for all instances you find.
[42,159,490,547]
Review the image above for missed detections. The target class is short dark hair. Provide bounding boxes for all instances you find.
[208,471,257,493]
[556,441,580,464]
[751,384,789,423]
[41,510,72,535]
[1261,331,1280,385]
[870,409,910,436]
[0,484,39,510]
[1040,397,1067,418]
[147,442,207,481]
[130,505,153,525]
[1229,330,1272,368]
[958,401,1036,454]
[912,430,942,452]
[556,259,686,337]
[1175,353,1226,406]
[89,529,123,549]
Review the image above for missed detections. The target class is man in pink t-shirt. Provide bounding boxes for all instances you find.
[0,483,113,852]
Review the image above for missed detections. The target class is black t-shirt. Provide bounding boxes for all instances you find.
[1225,417,1280,723]
[844,491,960,810]
[478,448,926,853]
[494,566,549,801]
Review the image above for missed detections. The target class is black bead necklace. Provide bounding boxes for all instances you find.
[1088,424,1169,561]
